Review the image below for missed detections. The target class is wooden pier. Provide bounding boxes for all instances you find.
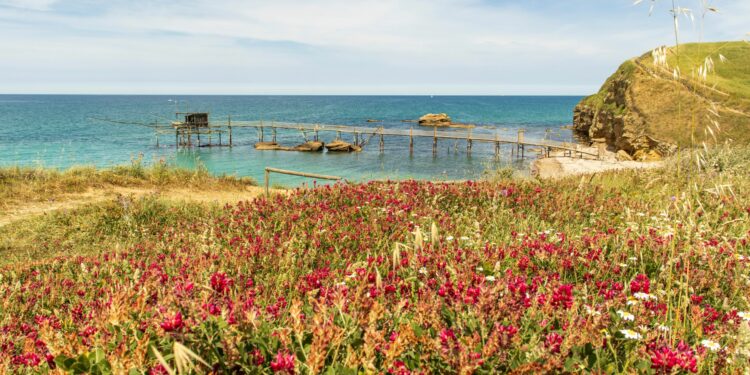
[148,114,599,160]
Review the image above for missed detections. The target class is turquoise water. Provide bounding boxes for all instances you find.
[0,95,581,185]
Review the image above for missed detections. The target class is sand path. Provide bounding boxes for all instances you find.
[0,185,273,227]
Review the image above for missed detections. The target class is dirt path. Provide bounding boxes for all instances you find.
[0,185,273,227]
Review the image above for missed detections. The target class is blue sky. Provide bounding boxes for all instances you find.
[0,0,747,95]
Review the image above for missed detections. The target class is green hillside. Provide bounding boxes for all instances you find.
[574,41,750,158]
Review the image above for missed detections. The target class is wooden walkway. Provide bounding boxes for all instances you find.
[153,119,599,159]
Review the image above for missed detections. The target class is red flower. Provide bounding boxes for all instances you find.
[551,284,574,309]
[270,350,295,373]
[648,340,697,373]
[630,274,650,294]
[545,332,563,353]
[210,272,234,295]
[160,311,184,332]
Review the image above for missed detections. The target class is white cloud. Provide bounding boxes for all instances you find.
[0,0,57,11]
[0,0,748,94]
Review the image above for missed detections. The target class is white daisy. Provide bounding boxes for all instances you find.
[656,324,670,332]
[485,275,496,282]
[620,329,642,340]
[445,235,454,241]
[418,267,428,275]
[617,310,635,322]
[633,292,657,301]
[738,311,750,322]
[585,305,601,316]
[701,339,721,352]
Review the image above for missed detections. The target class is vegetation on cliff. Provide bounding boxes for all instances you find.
[574,41,750,160]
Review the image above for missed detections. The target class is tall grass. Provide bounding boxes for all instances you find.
[0,159,256,212]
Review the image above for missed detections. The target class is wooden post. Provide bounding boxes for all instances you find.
[467,128,472,155]
[175,129,178,148]
[156,134,159,148]
[521,145,525,159]
[432,127,437,156]
[264,168,270,196]
[379,132,384,152]
[355,132,359,146]
[409,128,414,154]
[219,133,222,146]
[197,131,201,147]
[273,128,277,143]
[228,115,233,147]
[314,126,319,142]
[260,123,264,142]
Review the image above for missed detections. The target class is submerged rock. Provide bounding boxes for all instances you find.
[418,113,452,127]
[255,142,282,150]
[292,141,324,152]
[255,141,325,152]
[326,140,362,152]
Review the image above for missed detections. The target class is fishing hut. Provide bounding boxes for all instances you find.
[171,112,230,148]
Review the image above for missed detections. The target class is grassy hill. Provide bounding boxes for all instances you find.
[574,41,750,158]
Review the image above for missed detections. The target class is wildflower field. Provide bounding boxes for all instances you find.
[1,150,750,374]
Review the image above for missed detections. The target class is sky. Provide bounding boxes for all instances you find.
[0,0,748,95]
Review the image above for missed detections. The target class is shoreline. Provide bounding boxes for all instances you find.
[531,146,664,179]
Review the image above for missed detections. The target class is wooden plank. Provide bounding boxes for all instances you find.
[264,167,342,196]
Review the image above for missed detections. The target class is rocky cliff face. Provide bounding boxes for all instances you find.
[573,60,677,161]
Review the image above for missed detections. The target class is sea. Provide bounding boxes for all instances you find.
[0,95,582,186]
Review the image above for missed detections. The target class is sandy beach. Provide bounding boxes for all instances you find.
[532,146,663,179]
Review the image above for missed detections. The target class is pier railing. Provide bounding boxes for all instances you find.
[264,167,342,196]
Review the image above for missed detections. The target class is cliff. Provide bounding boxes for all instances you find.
[573,41,750,160]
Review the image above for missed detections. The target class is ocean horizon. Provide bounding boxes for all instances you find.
[0,95,583,185]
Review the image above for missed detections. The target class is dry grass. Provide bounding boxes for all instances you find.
[0,159,257,214]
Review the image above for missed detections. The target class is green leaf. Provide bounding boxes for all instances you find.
[54,355,76,371]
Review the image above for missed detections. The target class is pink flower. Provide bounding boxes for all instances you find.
[551,284,574,309]
[648,340,697,373]
[630,274,650,294]
[160,311,184,332]
[545,332,563,353]
[270,350,295,373]
[210,272,234,295]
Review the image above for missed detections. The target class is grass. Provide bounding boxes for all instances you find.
[666,41,750,109]
[0,196,223,267]
[0,159,257,214]
[0,146,749,373]
[576,41,750,149]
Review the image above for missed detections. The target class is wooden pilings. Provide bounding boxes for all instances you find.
[432,127,437,156]
[409,128,414,155]
[161,120,598,160]
[228,115,233,147]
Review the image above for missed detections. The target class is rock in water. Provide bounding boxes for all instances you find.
[292,141,324,152]
[326,140,362,152]
[255,142,282,150]
[418,113,452,127]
